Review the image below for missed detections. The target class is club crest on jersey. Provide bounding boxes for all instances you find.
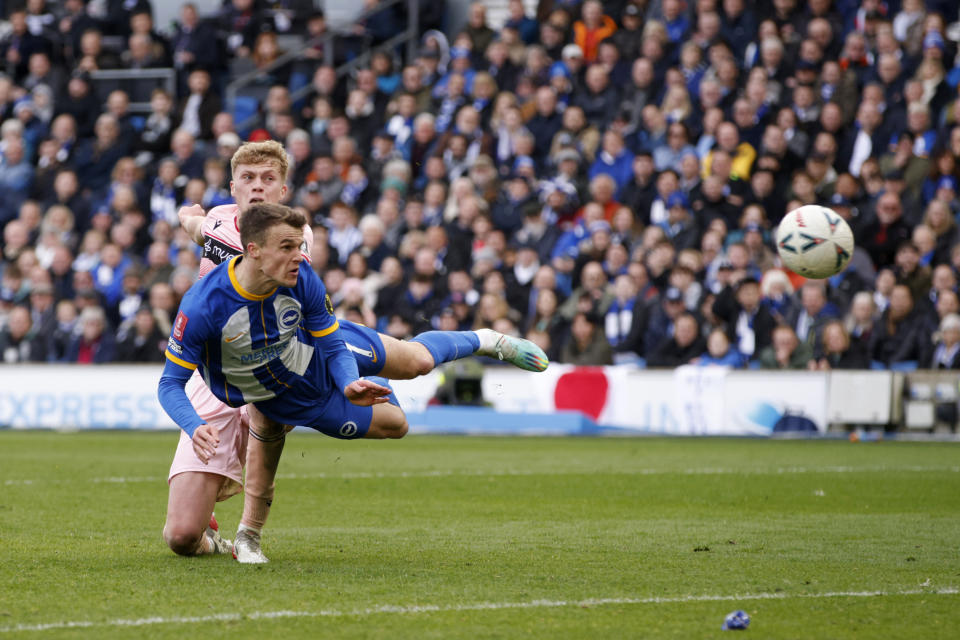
[278,306,302,331]
[339,421,358,437]
[173,311,188,340]
[325,294,334,315]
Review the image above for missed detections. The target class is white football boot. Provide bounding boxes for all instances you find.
[232,526,269,564]
[475,328,549,372]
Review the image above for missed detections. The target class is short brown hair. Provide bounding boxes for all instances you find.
[239,203,306,251]
[230,140,289,182]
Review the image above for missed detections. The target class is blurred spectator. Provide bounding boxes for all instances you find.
[713,275,775,362]
[115,304,165,362]
[175,69,221,142]
[809,320,870,370]
[696,327,744,368]
[758,325,814,370]
[787,280,841,349]
[870,284,928,368]
[647,312,705,368]
[928,313,960,369]
[62,304,115,363]
[0,304,45,362]
[0,137,32,224]
[560,310,614,365]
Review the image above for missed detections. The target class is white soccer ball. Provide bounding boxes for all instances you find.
[775,205,855,279]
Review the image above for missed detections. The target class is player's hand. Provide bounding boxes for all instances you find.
[191,423,219,464]
[344,379,391,406]
[178,203,205,225]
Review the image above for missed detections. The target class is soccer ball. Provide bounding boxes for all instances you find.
[775,205,855,279]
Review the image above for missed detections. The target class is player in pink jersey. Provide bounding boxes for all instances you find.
[164,141,549,561]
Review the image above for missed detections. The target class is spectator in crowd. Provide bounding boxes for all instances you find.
[870,284,928,368]
[62,304,115,363]
[115,303,165,362]
[758,325,814,370]
[928,313,960,369]
[0,304,45,362]
[560,310,613,365]
[787,280,841,349]
[713,275,775,363]
[695,327,744,368]
[809,320,871,370]
[647,312,705,368]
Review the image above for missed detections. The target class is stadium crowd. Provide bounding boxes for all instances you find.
[2,0,960,371]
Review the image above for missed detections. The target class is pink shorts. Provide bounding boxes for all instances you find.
[168,370,249,502]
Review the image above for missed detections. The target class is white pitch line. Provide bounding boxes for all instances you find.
[2,465,959,487]
[2,588,956,633]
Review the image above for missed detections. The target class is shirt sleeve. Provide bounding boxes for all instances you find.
[158,290,211,437]
[299,266,360,392]
[158,361,206,438]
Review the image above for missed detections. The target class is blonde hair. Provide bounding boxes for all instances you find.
[230,140,289,182]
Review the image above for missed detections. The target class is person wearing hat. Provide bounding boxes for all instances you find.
[560,43,586,81]
[659,190,698,250]
[612,3,644,60]
[491,166,538,233]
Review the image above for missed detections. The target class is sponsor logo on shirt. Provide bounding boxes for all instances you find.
[240,341,289,365]
[224,330,247,343]
[203,237,240,265]
[339,421,358,437]
[167,338,183,355]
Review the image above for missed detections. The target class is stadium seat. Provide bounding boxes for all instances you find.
[890,361,919,372]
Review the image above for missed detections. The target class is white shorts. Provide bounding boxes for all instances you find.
[167,370,249,502]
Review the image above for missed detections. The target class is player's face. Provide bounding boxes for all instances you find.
[256,224,305,287]
[231,162,287,211]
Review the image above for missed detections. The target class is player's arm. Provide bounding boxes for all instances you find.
[178,204,207,246]
[157,359,205,437]
[158,358,221,463]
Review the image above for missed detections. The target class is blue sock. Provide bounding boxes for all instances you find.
[410,331,480,366]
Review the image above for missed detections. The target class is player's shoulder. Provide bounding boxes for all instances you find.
[207,203,240,219]
[202,204,240,231]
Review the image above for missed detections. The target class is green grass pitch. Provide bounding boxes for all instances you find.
[1,431,959,639]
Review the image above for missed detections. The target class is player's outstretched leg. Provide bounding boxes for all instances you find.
[234,405,286,564]
[372,329,548,380]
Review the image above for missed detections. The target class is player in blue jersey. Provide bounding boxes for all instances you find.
[163,141,549,561]
[159,202,407,471]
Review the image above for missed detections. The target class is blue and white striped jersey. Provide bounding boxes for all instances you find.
[162,255,358,432]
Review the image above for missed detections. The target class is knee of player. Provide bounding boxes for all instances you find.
[163,524,203,556]
[387,415,409,439]
[411,347,435,377]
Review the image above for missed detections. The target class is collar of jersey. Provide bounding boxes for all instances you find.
[228,255,277,301]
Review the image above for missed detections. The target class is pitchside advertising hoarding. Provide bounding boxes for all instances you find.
[0,365,835,435]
